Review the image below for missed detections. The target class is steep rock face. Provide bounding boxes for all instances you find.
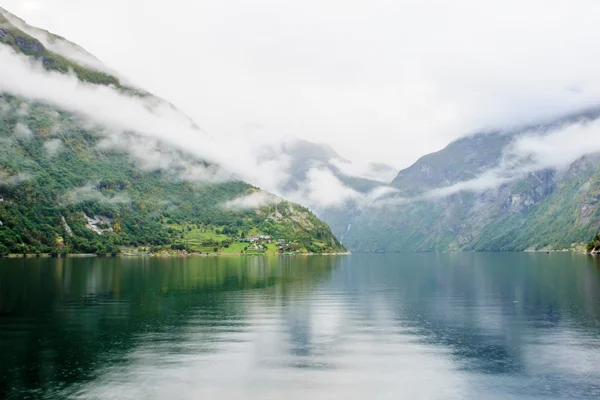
[335,110,600,252]
[0,8,345,255]
[391,132,511,195]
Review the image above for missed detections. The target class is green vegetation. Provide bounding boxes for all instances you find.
[333,122,600,253]
[0,94,345,256]
[1,18,114,86]
[0,12,147,94]
[0,11,344,257]
[587,233,600,253]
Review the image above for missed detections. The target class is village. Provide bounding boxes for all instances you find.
[236,235,298,254]
[127,234,302,257]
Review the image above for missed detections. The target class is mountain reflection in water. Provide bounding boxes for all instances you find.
[1,253,600,399]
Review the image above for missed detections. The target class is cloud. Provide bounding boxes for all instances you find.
[0,48,203,146]
[96,133,233,183]
[0,171,32,186]
[0,100,10,116]
[16,102,29,116]
[4,3,600,214]
[287,167,361,208]
[329,158,398,183]
[0,47,255,183]
[222,191,280,210]
[422,170,514,200]
[6,0,600,170]
[508,119,600,170]
[0,46,371,210]
[1,6,122,78]
[364,185,401,202]
[12,122,32,139]
[10,1,40,15]
[43,138,63,156]
[59,184,131,205]
[375,117,600,204]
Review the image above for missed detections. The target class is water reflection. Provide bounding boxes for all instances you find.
[1,253,600,399]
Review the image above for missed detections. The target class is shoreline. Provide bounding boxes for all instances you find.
[7,249,599,258]
[1,252,352,259]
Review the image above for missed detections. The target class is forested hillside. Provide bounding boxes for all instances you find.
[0,8,345,256]
[325,110,600,252]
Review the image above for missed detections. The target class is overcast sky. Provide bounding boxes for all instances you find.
[3,0,600,169]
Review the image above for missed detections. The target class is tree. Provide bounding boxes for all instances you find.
[94,242,106,256]
[0,243,9,256]
[587,233,600,252]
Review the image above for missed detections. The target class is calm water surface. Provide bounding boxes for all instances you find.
[1,253,600,399]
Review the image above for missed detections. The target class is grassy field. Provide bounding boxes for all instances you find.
[220,242,247,254]
[162,222,327,255]
[167,224,287,254]
[168,224,230,251]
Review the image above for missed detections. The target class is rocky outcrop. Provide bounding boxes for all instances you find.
[332,111,600,252]
[83,213,113,235]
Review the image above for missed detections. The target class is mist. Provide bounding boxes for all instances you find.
[4,1,600,214]
[376,118,600,205]
[6,0,600,169]
[222,191,280,210]
[0,46,368,209]
[60,184,131,205]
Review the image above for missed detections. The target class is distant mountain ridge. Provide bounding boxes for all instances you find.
[262,138,394,194]
[323,107,600,252]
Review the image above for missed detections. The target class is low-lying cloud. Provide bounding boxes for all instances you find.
[43,138,63,156]
[0,171,32,187]
[59,184,131,205]
[96,133,233,183]
[286,167,361,209]
[4,28,600,215]
[2,7,125,79]
[13,122,32,139]
[375,117,600,205]
[222,191,280,210]
[329,159,398,183]
[0,45,383,210]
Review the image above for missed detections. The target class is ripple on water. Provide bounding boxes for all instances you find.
[2,254,600,399]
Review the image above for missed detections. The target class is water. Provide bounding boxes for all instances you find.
[1,253,600,399]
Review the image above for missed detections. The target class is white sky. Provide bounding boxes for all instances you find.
[3,0,600,169]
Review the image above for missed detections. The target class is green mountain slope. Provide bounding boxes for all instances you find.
[334,110,600,252]
[0,9,345,256]
[0,9,126,89]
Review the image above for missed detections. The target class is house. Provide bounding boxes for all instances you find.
[247,242,265,253]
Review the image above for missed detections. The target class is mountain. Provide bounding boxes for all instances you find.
[0,8,345,256]
[258,138,395,195]
[329,108,600,252]
[253,138,397,238]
